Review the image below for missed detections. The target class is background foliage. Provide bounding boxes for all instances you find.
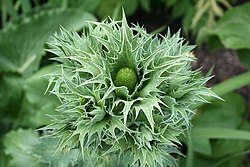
[0,0,250,167]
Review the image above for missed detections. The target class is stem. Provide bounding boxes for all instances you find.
[185,135,194,167]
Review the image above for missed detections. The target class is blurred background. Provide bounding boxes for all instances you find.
[0,0,250,167]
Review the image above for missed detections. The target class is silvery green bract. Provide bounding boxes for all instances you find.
[45,14,218,167]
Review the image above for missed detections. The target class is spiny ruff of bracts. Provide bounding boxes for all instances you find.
[45,14,219,167]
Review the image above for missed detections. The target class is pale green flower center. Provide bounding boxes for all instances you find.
[114,67,138,93]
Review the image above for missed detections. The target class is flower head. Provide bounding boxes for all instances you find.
[46,14,218,167]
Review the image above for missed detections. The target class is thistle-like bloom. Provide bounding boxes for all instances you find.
[46,15,218,167]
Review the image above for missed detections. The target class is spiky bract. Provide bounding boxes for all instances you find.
[46,15,218,167]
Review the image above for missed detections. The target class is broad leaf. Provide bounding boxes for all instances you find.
[19,64,60,127]
[25,64,60,107]
[0,75,24,115]
[192,138,211,156]
[193,92,245,128]
[31,137,81,167]
[49,0,101,12]
[3,129,45,167]
[68,0,102,12]
[0,8,96,75]
[0,137,9,167]
[210,120,250,158]
[211,139,250,158]
[96,0,138,19]
[3,129,83,167]
[197,2,250,49]
[192,108,242,129]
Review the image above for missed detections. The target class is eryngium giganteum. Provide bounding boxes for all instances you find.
[45,14,219,167]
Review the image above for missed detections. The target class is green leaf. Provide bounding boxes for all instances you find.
[0,75,24,136]
[210,150,249,167]
[19,64,60,127]
[210,120,250,158]
[193,108,242,128]
[25,64,60,107]
[0,137,10,167]
[3,129,46,167]
[3,129,83,167]
[190,156,215,167]
[187,127,250,167]
[194,73,250,109]
[139,0,150,12]
[96,0,138,19]
[208,92,245,115]
[0,75,24,115]
[164,0,177,7]
[1,0,18,25]
[31,137,81,167]
[68,0,101,12]
[192,138,211,156]
[192,127,250,140]
[197,2,250,49]
[193,92,245,128]
[237,49,250,68]
[21,0,32,14]
[48,0,101,12]
[171,0,193,19]
[190,126,250,160]
[211,139,250,158]
[0,8,96,75]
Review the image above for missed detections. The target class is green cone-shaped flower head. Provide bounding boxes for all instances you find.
[45,14,219,167]
[114,67,138,93]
